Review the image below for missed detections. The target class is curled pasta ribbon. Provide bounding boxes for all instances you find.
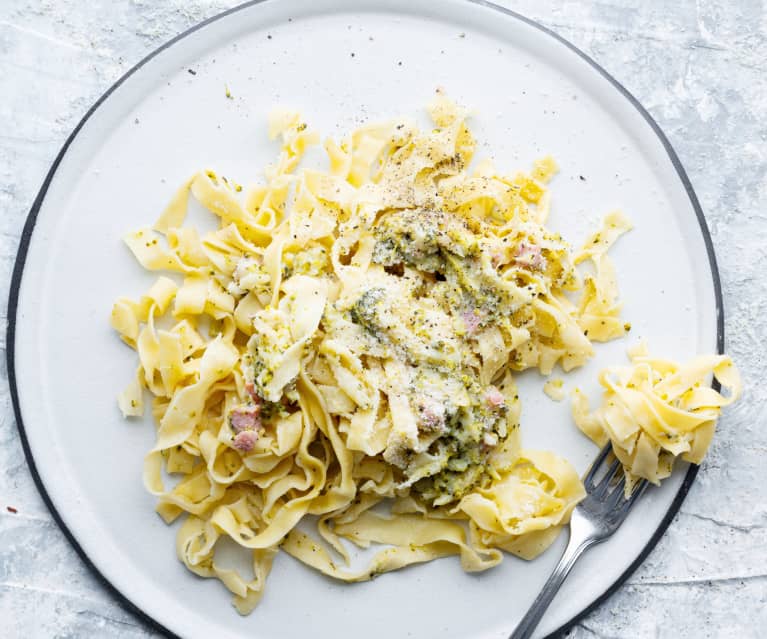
[460,450,585,560]
[572,343,741,495]
[574,211,633,342]
[176,513,278,614]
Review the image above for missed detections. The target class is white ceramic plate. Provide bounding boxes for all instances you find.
[8,1,722,638]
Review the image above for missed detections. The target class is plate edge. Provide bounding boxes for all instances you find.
[4,1,725,638]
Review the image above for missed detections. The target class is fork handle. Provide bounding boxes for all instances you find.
[509,529,596,639]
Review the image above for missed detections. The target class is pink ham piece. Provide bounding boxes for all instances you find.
[485,386,505,409]
[232,429,259,452]
[230,405,262,433]
[462,311,482,335]
[514,242,546,270]
[244,382,262,403]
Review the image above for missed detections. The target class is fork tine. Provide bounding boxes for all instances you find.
[605,475,627,509]
[510,450,649,639]
[584,443,612,490]
[592,459,621,498]
[619,479,649,515]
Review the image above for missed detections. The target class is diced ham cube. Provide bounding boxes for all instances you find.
[514,242,546,270]
[485,386,505,409]
[230,405,262,433]
[462,310,482,335]
[233,429,259,452]
[244,382,263,403]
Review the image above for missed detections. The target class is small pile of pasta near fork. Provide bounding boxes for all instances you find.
[110,95,730,614]
[573,343,741,496]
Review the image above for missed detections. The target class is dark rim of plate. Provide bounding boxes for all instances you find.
[5,1,724,638]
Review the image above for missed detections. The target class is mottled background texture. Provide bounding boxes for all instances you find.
[1,1,765,638]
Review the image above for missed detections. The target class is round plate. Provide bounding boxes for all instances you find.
[8,1,721,638]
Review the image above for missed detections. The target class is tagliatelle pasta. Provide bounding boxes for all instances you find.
[572,343,742,495]
[543,378,566,402]
[109,96,647,613]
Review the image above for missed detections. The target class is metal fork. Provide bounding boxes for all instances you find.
[510,444,649,639]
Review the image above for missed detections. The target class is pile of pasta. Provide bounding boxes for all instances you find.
[572,343,741,495]
[111,96,643,612]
